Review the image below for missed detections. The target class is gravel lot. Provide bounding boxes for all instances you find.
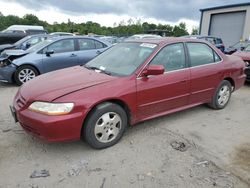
[0,82,249,188]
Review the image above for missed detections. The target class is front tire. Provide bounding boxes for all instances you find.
[209,80,232,109]
[83,102,128,149]
[14,65,38,86]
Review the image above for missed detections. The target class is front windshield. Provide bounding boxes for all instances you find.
[14,36,30,46]
[26,38,54,53]
[85,42,157,76]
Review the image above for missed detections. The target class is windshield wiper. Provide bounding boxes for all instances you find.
[83,65,112,75]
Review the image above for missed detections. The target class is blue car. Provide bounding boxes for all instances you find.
[0,36,111,85]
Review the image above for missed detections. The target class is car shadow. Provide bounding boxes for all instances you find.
[0,82,18,88]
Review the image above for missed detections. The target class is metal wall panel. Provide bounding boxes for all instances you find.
[209,11,246,47]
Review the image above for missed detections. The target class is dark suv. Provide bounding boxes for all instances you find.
[0,29,47,45]
[183,35,225,52]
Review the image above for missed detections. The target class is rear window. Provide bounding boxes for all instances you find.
[187,43,221,67]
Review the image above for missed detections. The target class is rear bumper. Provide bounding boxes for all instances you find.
[235,74,247,90]
[0,65,16,83]
[245,67,250,82]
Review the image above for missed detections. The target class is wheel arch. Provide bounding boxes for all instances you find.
[223,77,235,91]
[81,98,132,135]
[12,63,41,82]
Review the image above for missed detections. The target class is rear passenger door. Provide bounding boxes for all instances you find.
[75,38,107,65]
[186,42,223,104]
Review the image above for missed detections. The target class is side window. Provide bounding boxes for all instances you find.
[187,43,221,67]
[94,40,106,49]
[47,39,74,53]
[78,39,95,50]
[150,43,186,71]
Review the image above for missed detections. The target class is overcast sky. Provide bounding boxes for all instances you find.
[0,0,249,32]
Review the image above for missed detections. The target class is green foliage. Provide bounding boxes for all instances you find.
[172,22,189,37]
[191,26,199,35]
[0,13,190,36]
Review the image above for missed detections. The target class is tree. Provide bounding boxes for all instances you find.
[172,22,189,37]
[191,27,199,35]
[0,13,193,36]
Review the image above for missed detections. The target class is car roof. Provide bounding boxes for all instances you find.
[124,37,211,46]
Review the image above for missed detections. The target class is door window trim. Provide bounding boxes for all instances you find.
[137,42,188,78]
[184,42,223,69]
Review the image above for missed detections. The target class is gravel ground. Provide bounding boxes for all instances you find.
[0,82,249,188]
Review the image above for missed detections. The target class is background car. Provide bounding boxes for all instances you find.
[125,34,162,41]
[49,32,74,37]
[233,45,250,82]
[0,25,47,45]
[0,34,50,53]
[0,36,111,85]
[224,40,250,54]
[183,35,225,52]
[11,38,246,149]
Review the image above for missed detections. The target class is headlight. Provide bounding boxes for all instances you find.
[0,59,11,67]
[28,102,74,115]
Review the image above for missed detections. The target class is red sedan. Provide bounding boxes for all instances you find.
[11,38,246,149]
[233,45,250,82]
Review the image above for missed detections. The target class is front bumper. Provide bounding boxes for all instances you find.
[0,64,16,83]
[13,104,86,142]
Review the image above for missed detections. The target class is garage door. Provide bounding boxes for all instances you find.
[209,11,246,47]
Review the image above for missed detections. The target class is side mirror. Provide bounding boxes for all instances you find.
[141,65,165,77]
[45,50,54,56]
[25,42,31,49]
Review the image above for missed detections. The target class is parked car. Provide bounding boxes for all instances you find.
[0,34,50,53]
[224,40,250,54]
[183,35,225,52]
[126,34,162,40]
[99,36,119,44]
[10,38,246,149]
[233,45,250,82]
[0,25,47,45]
[0,36,111,85]
[49,32,74,37]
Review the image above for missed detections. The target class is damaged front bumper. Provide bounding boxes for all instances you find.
[0,60,17,83]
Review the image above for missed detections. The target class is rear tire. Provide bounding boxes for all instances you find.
[208,80,232,110]
[14,65,38,86]
[83,102,127,149]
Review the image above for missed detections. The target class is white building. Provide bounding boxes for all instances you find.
[200,3,250,47]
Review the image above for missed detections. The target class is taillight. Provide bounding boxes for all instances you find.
[244,61,250,67]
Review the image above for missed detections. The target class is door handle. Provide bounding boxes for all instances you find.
[96,50,102,55]
[179,80,187,83]
[70,54,77,57]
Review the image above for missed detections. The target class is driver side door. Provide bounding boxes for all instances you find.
[136,43,190,120]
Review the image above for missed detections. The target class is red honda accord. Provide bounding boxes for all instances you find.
[11,38,246,149]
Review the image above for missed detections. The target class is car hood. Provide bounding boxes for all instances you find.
[0,44,15,51]
[2,49,28,56]
[233,51,250,61]
[19,66,116,102]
